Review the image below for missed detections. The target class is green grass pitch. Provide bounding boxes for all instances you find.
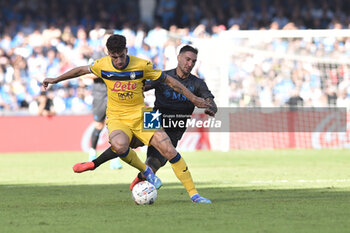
[1,149,350,233]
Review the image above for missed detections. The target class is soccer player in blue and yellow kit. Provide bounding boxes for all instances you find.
[42,34,212,203]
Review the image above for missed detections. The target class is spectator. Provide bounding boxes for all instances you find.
[156,0,177,29]
[286,89,304,107]
[37,91,55,116]
[1,0,350,115]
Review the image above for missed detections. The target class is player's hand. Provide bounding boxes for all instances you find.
[204,108,215,117]
[42,78,57,90]
[193,96,211,109]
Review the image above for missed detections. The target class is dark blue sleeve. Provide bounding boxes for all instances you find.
[145,72,167,89]
[157,72,166,83]
[195,79,215,99]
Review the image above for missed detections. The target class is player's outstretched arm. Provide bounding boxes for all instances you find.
[42,65,91,90]
[164,74,210,109]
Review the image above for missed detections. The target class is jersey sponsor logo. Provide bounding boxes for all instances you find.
[118,92,134,100]
[163,86,194,102]
[111,81,137,92]
[163,91,190,101]
[172,92,189,101]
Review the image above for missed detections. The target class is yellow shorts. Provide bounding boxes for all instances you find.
[106,108,155,145]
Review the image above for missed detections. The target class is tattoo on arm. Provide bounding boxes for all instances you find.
[205,97,218,113]
[165,75,183,93]
[172,83,184,95]
[164,75,187,97]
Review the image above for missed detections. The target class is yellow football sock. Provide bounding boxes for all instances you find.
[117,148,146,172]
[170,156,198,197]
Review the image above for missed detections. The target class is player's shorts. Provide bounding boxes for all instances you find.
[92,83,107,122]
[106,110,155,146]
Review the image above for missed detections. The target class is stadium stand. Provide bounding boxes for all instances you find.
[1,0,350,115]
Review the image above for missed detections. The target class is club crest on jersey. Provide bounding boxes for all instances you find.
[130,71,136,80]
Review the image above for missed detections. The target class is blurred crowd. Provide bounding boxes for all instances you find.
[1,0,350,115]
[228,32,350,109]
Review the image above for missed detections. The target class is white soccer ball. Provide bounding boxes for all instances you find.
[132,181,157,205]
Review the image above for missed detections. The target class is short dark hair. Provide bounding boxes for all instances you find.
[179,45,198,55]
[106,34,126,53]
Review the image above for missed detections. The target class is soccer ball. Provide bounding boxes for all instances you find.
[131,181,157,205]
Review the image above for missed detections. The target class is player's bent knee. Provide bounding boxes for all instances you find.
[110,137,129,155]
[109,130,130,154]
[111,144,129,155]
[110,139,129,154]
